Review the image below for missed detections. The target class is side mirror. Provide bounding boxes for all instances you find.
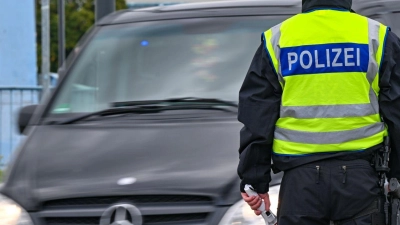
[57,65,66,80]
[18,105,38,134]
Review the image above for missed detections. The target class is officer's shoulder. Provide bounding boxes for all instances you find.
[385,28,400,45]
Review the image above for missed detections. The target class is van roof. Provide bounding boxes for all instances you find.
[98,0,301,25]
[98,0,400,25]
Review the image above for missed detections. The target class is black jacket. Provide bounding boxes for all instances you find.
[238,0,400,193]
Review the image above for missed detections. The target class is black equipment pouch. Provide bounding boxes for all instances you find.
[334,199,385,225]
[373,138,391,187]
[372,136,392,224]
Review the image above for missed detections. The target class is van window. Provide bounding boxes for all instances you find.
[369,15,388,25]
[50,17,286,114]
[389,13,400,37]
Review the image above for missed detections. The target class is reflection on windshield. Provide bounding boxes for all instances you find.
[51,17,285,114]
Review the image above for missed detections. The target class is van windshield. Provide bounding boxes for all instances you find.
[50,16,285,114]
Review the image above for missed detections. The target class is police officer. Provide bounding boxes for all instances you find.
[238,0,400,224]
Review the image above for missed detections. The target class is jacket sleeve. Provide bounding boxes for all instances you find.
[237,40,282,193]
[379,30,400,180]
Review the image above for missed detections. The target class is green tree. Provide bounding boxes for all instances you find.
[36,0,127,77]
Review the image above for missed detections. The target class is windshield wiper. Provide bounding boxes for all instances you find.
[112,97,238,108]
[55,98,237,125]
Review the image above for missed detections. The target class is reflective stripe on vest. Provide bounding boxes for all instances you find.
[263,9,388,156]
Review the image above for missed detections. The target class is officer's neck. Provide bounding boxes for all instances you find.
[302,0,352,13]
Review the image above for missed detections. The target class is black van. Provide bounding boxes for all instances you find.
[2,1,400,225]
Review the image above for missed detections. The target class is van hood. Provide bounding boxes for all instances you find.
[1,115,281,210]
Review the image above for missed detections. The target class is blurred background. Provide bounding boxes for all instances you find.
[0,0,227,180]
[1,2,399,224]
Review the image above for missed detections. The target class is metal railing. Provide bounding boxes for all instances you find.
[0,87,42,167]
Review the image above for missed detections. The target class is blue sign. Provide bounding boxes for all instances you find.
[0,0,37,167]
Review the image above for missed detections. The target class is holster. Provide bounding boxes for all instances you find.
[389,198,400,225]
[371,141,391,225]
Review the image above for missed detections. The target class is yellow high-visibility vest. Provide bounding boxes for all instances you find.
[263,9,388,156]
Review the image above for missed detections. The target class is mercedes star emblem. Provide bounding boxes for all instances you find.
[100,204,143,225]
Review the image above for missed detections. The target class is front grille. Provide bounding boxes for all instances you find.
[39,195,214,224]
[45,213,209,225]
[46,217,98,225]
[144,213,208,224]
[43,195,213,209]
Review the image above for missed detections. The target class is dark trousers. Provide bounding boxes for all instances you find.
[277,158,384,225]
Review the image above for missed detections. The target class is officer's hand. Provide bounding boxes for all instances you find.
[241,192,270,215]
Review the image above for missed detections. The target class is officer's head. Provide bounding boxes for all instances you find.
[302,0,352,8]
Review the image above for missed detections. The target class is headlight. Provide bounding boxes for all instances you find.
[219,185,280,225]
[0,194,33,225]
